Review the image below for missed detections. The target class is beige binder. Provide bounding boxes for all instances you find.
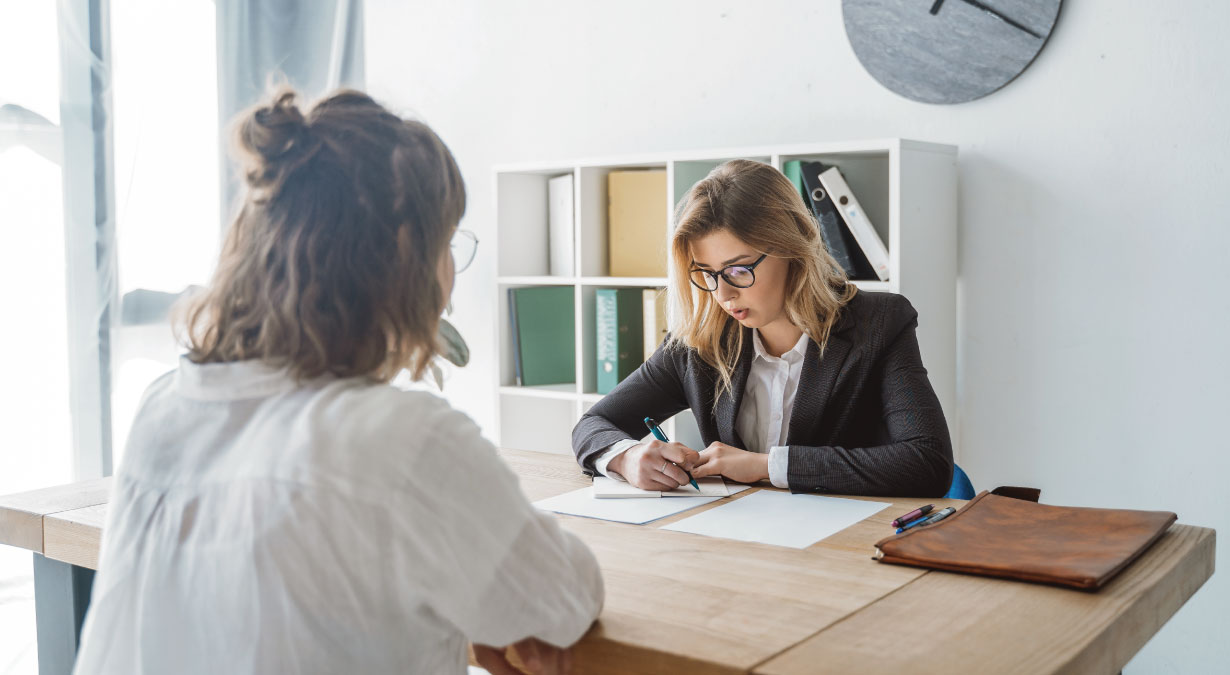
[608,170,667,277]
[642,287,668,361]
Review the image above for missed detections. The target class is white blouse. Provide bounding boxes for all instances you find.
[736,329,809,459]
[595,330,808,489]
[74,358,603,675]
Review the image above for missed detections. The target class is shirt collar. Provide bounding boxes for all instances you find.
[751,329,810,363]
[174,356,307,401]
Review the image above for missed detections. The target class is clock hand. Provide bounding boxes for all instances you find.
[957,0,1044,39]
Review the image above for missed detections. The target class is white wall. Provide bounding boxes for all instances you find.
[365,1,1229,671]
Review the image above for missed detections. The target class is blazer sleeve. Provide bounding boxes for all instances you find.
[571,340,691,473]
[785,304,954,497]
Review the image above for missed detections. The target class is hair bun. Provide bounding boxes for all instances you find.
[236,88,316,189]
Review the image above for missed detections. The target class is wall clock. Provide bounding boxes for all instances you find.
[843,0,1063,104]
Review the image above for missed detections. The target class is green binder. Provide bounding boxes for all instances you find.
[509,287,575,386]
[596,288,644,394]
[782,159,806,198]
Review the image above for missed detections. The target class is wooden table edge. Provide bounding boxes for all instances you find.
[43,504,109,570]
[750,524,1217,675]
[0,477,113,556]
[4,454,1217,675]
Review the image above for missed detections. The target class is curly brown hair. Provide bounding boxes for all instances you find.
[177,87,466,381]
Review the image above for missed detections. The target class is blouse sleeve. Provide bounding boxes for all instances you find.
[390,405,604,648]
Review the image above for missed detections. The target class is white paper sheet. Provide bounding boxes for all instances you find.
[533,487,721,524]
[592,475,730,498]
[661,490,891,548]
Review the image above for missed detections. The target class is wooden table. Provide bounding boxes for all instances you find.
[0,449,1216,675]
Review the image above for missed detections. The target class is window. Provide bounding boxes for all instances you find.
[0,0,74,502]
[1,1,359,667]
[109,0,220,465]
[0,6,73,671]
[0,3,220,671]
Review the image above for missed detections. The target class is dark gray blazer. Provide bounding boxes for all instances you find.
[571,290,954,497]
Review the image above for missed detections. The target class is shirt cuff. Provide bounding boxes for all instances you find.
[593,439,640,481]
[768,446,791,489]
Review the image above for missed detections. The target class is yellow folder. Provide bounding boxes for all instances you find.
[608,170,667,277]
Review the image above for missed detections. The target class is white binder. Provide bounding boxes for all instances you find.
[547,173,575,276]
[818,166,890,281]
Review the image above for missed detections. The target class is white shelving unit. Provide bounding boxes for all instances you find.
[493,139,958,458]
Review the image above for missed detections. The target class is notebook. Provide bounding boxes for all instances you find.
[533,487,721,525]
[873,490,1177,590]
[593,475,730,499]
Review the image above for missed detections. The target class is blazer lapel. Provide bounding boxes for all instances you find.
[715,327,754,448]
[786,327,853,446]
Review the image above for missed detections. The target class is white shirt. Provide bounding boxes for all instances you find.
[74,358,603,675]
[595,330,810,489]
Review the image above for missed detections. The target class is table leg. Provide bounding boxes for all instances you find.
[32,554,94,675]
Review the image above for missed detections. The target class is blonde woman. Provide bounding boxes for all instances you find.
[74,89,601,675]
[572,159,953,497]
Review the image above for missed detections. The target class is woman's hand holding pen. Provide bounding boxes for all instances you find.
[691,442,770,483]
[607,439,700,491]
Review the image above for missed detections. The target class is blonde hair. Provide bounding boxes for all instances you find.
[668,159,857,398]
[176,87,466,381]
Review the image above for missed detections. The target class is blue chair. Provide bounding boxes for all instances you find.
[944,464,975,500]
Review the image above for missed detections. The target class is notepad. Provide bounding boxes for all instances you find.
[593,475,730,498]
[662,490,891,548]
[533,487,721,525]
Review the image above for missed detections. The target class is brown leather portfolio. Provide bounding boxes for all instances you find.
[873,491,1177,590]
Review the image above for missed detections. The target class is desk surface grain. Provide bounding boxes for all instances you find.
[756,525,1215,675]
[0,449,1214,674]
[0,477,112,554]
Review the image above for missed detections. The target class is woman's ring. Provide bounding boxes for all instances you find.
[660,460,669,473]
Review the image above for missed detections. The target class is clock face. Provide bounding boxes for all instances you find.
[843,0,1062,104]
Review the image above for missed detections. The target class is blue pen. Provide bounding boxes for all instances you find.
[894,514,932,534]
[644,417,700,491]
[895,506,956,534]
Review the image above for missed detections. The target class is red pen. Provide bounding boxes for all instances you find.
[891,504,934,528]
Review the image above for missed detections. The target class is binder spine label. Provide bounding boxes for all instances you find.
[596,290,617,394]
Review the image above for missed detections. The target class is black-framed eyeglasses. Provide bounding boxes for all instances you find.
[450,229,478,273]
[688,254,768,292]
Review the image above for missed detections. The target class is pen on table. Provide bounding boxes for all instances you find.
[895,506,956,534]
[894,514,932,534]
[890,504,934,528]
[643,417,700,491]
